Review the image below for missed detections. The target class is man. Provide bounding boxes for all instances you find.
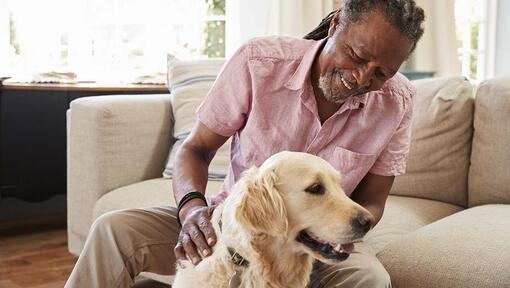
[66,1,424,287]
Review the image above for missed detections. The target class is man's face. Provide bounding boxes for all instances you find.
[317,10,414,104]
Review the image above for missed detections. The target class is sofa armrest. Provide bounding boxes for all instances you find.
[67,93,173,255]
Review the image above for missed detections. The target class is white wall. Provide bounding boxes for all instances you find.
[495,0,510,76]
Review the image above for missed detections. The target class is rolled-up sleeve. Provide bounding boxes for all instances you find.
[370,85,415,176]
[197,43,253,137]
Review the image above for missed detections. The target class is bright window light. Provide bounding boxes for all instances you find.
[454,0,497,82]
[0,0,225,83]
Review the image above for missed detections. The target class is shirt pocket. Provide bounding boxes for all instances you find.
[331,146,376,195]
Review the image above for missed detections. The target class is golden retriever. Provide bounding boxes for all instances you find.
[173,151,374,288]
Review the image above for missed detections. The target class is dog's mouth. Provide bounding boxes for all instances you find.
[296,230,354,261]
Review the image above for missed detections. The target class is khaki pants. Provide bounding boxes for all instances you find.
[65,207,391,288]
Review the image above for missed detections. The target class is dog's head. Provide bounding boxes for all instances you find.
[235,151,374,263]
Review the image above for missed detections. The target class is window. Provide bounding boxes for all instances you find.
[203,0,226,58]
[454,0,497,82]
[0,0,226,82]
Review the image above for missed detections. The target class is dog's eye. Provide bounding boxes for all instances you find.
[305,183,325,195]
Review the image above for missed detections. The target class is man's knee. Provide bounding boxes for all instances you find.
[316,257,392,288]
[89,210,133,240]
[88,208,179,248]
[353,259,392,288]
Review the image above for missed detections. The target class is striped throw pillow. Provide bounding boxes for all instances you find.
[163,55,230,179]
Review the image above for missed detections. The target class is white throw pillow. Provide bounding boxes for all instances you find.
[163,55,230,179]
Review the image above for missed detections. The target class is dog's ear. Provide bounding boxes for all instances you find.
[236,166,288,236]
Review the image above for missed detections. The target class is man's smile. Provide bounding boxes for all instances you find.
[341,75,353,90]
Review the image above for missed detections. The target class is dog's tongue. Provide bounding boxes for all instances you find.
[341,243,354,254]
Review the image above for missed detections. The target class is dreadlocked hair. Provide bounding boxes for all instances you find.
[303,0,425,52]
[303,10,336,41]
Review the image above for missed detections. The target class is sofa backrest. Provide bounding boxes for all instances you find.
[468,76,510,206]
[390,76,475,207]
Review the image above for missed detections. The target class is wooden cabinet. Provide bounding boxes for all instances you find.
[0,82,168,202]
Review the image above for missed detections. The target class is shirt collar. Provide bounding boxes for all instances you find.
[284,38,327,91]
[346,93,368,110]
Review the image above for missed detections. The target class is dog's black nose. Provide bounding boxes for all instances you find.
[352,212,374,234]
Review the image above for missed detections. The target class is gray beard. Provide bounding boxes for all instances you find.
[318,69,369,104]
[318,71,348,105]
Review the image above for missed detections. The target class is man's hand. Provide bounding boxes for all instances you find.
[174,205,217,265]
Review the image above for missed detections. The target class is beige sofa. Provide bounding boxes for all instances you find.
[67,71,510,287]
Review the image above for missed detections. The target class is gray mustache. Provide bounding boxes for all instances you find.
[332,69,370,95]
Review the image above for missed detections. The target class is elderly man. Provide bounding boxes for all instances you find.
[66,0,424,287]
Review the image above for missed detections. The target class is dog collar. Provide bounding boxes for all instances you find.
[218,219,250,267]
[227,247,249,267]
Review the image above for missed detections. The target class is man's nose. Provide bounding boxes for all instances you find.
[354,65,374,88]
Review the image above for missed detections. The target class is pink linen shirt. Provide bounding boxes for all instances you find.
[197,36,416,205]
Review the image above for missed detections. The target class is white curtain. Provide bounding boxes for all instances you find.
[226,0,336,56]
[266,0,335,38]
[405,0,461,77]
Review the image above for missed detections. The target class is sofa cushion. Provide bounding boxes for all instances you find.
[364,195,463,254]
[93,178,224,219]
[378,204,510,288]
[390,76,474,207]
[469,76,510,206]
[162,55,230,179]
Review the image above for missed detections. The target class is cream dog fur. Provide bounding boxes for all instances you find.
[173,151,374,288]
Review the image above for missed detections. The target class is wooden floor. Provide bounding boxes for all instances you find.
[0,217,78,288]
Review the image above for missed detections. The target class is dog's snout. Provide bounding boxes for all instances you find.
[352,212,374,234]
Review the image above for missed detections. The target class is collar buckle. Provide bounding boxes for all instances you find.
[228,247,249,267]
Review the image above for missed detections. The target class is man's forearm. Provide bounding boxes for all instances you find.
[350,173,394,227]
[357,201,385,226]
[172,143,211,216]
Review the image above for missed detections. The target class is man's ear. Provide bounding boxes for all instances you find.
[328,9,342,37]
[236,167,288,236]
